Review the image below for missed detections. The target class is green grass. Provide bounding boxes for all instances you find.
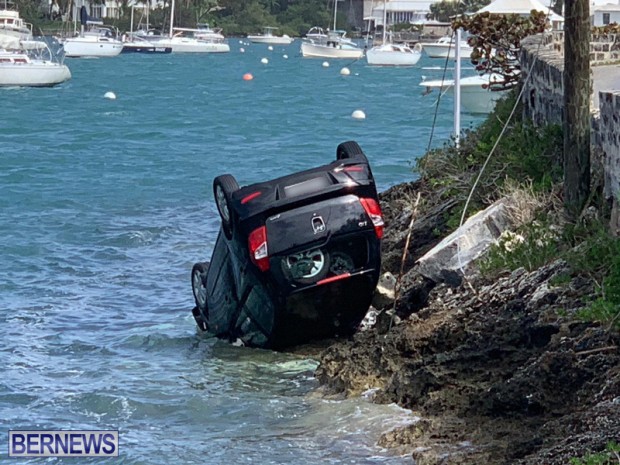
[570,442,620,465]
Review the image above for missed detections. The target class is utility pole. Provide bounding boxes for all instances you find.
[563,0,591,219]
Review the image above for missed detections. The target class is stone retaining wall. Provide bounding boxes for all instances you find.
[520,33,620,233]
[549,31,620,65]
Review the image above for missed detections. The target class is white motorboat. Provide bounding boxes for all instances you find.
[0,37,71,87]
[61,7,123,58]
[0,5,32,40]
[300,0,363,59]
[195,23,225,41]
[366,42,422,66]
[247,27,293,45]
[423,36,473,59]
[300,29,364,59]
[419,73,507,114]
[365,2,421,66]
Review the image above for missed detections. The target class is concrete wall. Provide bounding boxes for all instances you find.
[520,33,620,233]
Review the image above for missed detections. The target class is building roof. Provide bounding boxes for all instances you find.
[592,2,620,11]
[372,0,433,13]
[476,0,564,21]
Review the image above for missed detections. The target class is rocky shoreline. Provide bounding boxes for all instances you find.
[314,180,620,464]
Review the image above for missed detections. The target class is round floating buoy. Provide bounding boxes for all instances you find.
[322,61,329,68]
[268,45,273,51]
[239,40,243,44]
[243,73,253,81]
[240,47,245,53]
[261,57,269,64]
[351,109,366,120]
[340,67,351,76]
[283,54,288,59]
[104,91,116,100]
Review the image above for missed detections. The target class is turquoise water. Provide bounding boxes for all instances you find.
[0,41,484,463]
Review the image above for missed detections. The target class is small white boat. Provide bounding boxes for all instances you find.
[423,36,473,59]
[247,27,293,45]
[195,23,225,41]
[0,5,32,40]
[0,37,71,87]
[148,27,229,53]
[300,0,363,59]
[365,4,421,67]
[419,74,507,114]
[61,8,123,58]
[366,42,422,66]
[300,30,364,59]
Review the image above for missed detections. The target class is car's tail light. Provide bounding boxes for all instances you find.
[343,165,364,172]
[248,226,269,271]
[359,198,384,239]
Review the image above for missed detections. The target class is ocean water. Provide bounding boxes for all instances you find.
[0,41,485,463]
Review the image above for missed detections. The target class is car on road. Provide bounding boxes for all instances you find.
[190,141,384,349]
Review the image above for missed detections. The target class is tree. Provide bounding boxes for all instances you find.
[453,11,547,91]
[427,0,491,22]
[563,0,591,217]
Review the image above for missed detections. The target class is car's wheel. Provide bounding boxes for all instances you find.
[213,175,239,240]
[191,262,210,316]
[281,248,330,285]
[192,306,208,332]
[336,141,369,164]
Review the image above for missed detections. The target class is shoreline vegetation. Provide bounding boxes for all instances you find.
[309,92,620,464]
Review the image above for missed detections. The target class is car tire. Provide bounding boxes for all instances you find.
[213,175,239,240]
[281,249,331,285]
[191,262,210,319]
[336,141,369,164]
[192,306,208,332]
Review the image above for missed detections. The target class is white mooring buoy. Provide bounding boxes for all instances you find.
[104,91,116,100]
[351,109,366,120]
[340,67,351,76]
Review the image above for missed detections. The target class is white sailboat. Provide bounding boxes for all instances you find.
[0,36,71,87]
[300,0,364,59]
[145,0,230,53]
[365,1,421,66]
[61,6,123,58]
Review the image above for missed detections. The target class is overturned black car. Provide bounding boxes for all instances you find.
[190,141,383,349]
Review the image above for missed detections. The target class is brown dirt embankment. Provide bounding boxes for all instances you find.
[314,180,620,465]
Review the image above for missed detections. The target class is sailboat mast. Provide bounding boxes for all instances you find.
[332,0,337,30]
[382,0,387,44]
[169,0,174,38]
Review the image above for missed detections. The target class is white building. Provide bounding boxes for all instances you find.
[363,0,435,27]
[591,1,620,26]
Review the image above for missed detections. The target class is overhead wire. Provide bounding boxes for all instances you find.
[454,3,557,276]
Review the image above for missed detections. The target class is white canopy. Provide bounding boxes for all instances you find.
[0,34,20,49]
[476,0,564,22]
